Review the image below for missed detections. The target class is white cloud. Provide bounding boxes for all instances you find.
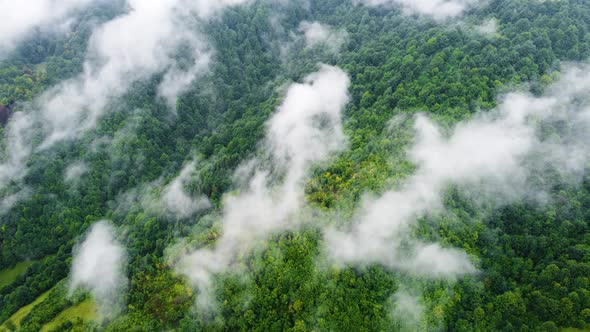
[391,290,425,331]
[355,0,486,20]
[161,160,211,219]
[65,161,89,184]
[324,64,590,278]
[70,221,127,318]
[113,157,210,220]
[172,63,590,313]
[0,0,250,195]
[175,65,350,310]
[0,0,95,57]
[0,187,31,215]
[0,111,35,212]
[298,21,348,51]
[38,0,215,147]
[477,18,498,35]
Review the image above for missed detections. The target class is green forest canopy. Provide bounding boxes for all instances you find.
[1,0,590,331]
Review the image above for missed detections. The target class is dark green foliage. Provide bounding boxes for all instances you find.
[2,0,590,331]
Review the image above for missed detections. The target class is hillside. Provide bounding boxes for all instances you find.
[1,0,590,331]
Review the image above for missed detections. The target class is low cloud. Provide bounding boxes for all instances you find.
[0,187,31,215]
[391,290,425,331]
[65,161,89,184]
[174,64,350,310]
[0,0,95,58]
[37,0,217,147]
[161,160,211,219]
[0,112,35,213]
[172,64,590,314]
[70,220,127,319]
[477,18,499,36]
[0,112,34,188]
[298,21,348,52]
[114,159,210,220]
[324,64,590,279]
[355,0,486,20]
[0,0,250,196]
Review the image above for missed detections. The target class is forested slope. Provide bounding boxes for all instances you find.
[1,0,590,331]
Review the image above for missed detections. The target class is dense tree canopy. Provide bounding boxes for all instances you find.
[1,0,590,331]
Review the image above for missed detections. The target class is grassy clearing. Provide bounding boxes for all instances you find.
[0,261,35,289]
[0,288,52,331]
[40,299,97,332]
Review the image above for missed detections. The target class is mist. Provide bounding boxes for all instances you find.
[0,187,31,215]
[174,64,350,310]
[114,159,211,220]
[0,0,95,57]
[37,0,221,147]
[298,21,348,52]
[0,0,250,211]
[391,290,425,331]
[0,112,34,188]
[64,161,89,185]
[3,1,590,328]
[477,18,499,36]
[355,0,486,20]
[70,220,127,318]
[161,160,211,219]
[324,64,590,278]
[171,63,590,314]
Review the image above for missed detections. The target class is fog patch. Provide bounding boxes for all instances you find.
[70,220,127,319]
[298,21,348,52]
[0,0,250,195]
[477,18,499,36]
[161,160,211,219]
[173,65,350,311]
[0,0,95,57]
[0,112,35,188]
[324,63,590,279]
[65,161,89,185]
[0,187,31,215]
[391,290,425,331]
[114,159,210,220]
[355,0,487,21]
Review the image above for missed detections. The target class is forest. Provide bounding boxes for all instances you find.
[1,0,590,331]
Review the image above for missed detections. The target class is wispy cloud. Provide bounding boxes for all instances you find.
[70,220,127,318]
[0,0,96,58]
[114,158,210,220]
[355,0,486,20]
[298,21,348,52]
[0,187,31,215]
[324,64,590,279]
[64,161,89,185]
[0,0,250,206]
[161,160,211,219]
[477,18,499,36]
[174,64,351,310]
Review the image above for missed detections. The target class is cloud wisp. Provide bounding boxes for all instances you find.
[0,0,96,58]
[161,160,211,219]
[0,0,249,210]
[174,64,350,310]
[64,161,89,185]
[355,0,486,21]
[298,21,348,52]
[477,18,499,36]
[324,64,590,278]
[70,220,127,319]
[38,0,216,147]
[171,64,590,314]
[114,159,211,220]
